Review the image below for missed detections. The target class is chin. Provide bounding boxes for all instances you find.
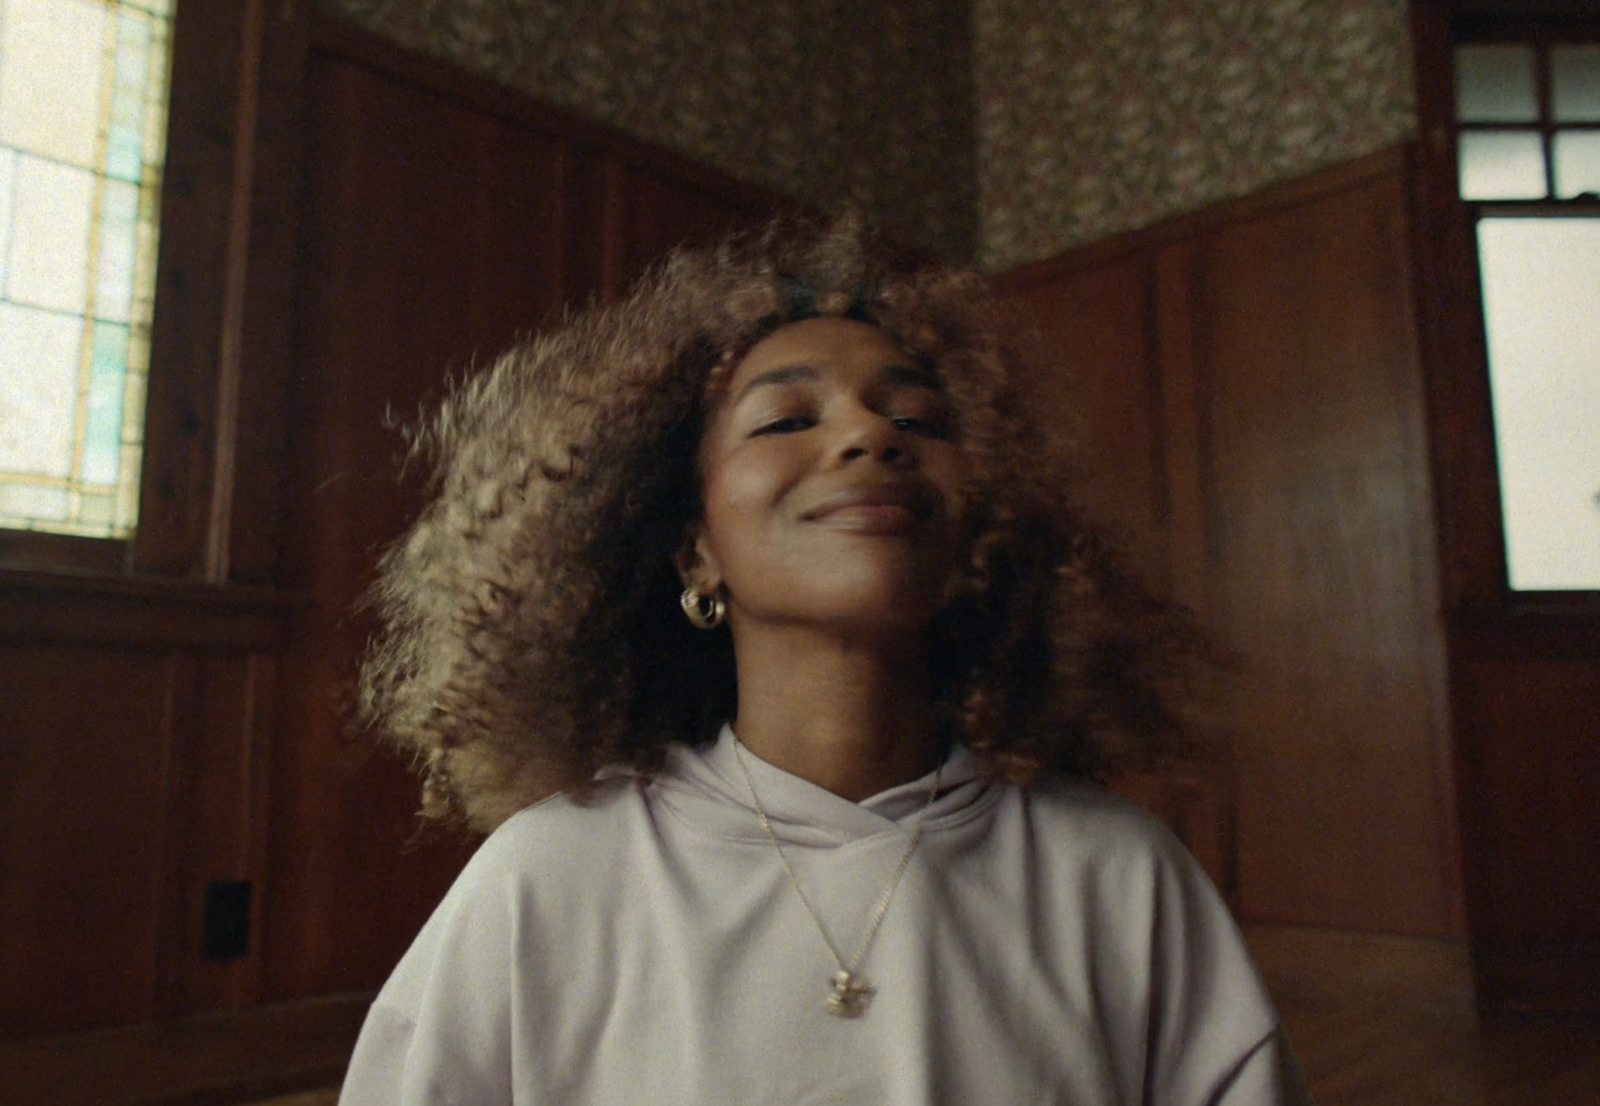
[795,578,948,638]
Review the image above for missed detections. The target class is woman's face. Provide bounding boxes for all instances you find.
[687,316,967,640]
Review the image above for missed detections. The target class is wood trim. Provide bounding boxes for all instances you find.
[135,2,248,577]
[203,0,269,583]
[218,1,310,586]
[0,992,368,1106]
[1000,145,1411,290]
[0,571,303,650]
[1454,3,1600,40]
[0,531,130,575]
[1409,0,1512,615]
[307,11,793,221]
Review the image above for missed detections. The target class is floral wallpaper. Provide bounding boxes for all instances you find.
[974,0,1417,269]
[317,0,979,261]
[318,0,1417,271]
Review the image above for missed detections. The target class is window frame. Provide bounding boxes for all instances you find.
[0,0,305,586]
[1411,0,1600,615]
[1455,38,1600,201]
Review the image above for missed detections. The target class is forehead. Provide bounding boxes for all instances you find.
[729,316,915,387]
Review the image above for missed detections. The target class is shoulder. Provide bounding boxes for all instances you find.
[1015,776,1192,863]
[372,779,644,1000]
[391,778,650,943]
[988,776,1228,923]
[461,776,646,888]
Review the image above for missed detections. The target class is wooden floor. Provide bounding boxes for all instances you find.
[1248,925,1600,1106]
[250,926,1600,1106]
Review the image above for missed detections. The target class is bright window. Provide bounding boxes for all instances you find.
[0,0,173,538]
[1455,39,1600,591]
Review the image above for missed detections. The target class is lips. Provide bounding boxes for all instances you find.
[801,482,935,535]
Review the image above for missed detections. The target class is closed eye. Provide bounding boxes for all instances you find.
[751,416,816,436]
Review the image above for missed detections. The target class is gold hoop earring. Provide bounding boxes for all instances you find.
[680,586,726,630]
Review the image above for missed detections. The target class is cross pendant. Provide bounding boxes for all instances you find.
[826,969,873,1017]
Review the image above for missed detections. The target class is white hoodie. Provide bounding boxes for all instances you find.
[341,727,1308,1105]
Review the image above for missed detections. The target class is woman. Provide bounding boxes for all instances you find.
[345,220,1309,1104]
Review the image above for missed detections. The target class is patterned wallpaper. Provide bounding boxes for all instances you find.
[974,0,1418,269]
[318,1,1417,271]
[318,0,978,261]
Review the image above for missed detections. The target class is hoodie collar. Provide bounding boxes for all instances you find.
[651,723,992,846]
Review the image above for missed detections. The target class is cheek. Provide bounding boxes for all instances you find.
[697,456,785,572]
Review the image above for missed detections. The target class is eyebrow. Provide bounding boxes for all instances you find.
[732,362,942,405]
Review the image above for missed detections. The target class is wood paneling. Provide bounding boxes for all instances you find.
[1009,254,1167,587]
[622,166,779,284]
[159,652,277,1016]
[0,993,367,1106]
[263,40,583,1002]
[262,23,783,1002]
[1199,175,1455,935]
[0,612,286,1043]
[1001,149,1461,938]
[1456,654,1600,1010]
[0,646,175,1036]
[0,571,299,651]
[1,10,788,1101]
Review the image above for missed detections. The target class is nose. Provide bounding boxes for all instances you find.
[833,404,907,466]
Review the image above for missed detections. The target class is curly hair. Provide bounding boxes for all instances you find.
[359,217,1206,832]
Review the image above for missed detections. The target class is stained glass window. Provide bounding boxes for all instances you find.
[0,0,173,538]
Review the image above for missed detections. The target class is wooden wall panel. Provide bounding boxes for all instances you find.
[157,652,275,1017]
[1196,175,1456,936]
[1001,150,1461,938]
[1452,649,1600,1012]
[265,47,571,1001]
[1468,657,1600,937]
[0,646,175,1036]
[264,30,783,1002]
[1009,256,1168,587]
[0,631,283,1047]
[621,167,779,285]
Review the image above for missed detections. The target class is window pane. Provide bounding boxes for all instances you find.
[0,303,80,479]
[1554,131,1600,199]
[1552,45,1600,123]
[0,0,173,539]
[1459,131,1547,200]
[7,156,95,315]
[0,0,110,167]
[1456,44,1539,123]
[1477,218,1600,591]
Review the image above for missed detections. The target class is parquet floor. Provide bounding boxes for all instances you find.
[249,925,1600,1106]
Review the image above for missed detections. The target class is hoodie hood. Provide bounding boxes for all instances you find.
[645,723,993,847]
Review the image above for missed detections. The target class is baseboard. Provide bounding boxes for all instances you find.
[0,992,371,1106]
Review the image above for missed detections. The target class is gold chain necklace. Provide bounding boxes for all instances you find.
[732,738,943,1018]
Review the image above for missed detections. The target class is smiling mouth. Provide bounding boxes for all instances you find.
[803,484,933,535]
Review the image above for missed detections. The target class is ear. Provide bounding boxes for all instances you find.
[673,521,722,591]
